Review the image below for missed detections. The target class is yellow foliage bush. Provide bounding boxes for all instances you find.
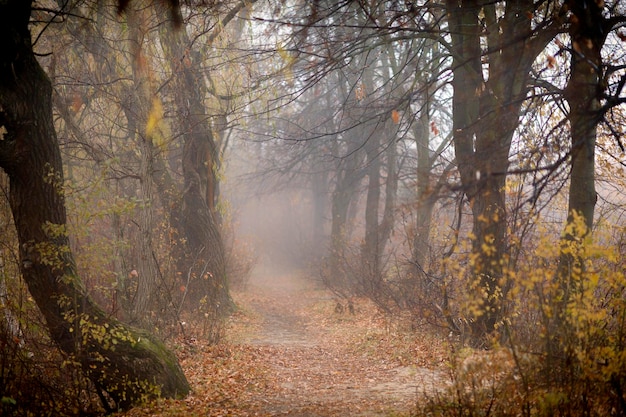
[422,216,626,416]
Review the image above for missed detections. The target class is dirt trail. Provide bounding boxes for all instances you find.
[230,265,444,416]
[245,266,316,347]
[118,266,447,417]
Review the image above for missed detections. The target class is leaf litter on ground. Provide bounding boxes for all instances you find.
[116,269,449,417]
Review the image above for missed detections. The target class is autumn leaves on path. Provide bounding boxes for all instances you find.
[120,266,446,417]
[223,266,445,416]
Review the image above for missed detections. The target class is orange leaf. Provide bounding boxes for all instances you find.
[430,120,440,136]
[391,109,400,124]
[71,94,83,113]
[355,83,366,101]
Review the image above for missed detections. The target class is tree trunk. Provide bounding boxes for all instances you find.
[446,0,558,343]
[447,1,501,340]
[549,0,603,375]
[157,10,234,320]
[329,167,358,288]
[126,7,162,323]
[557,0,602,286]
[360,116,398,295]
[379,123,398,254]
[312,169,329,253]
[135,133,159,318]
[361,128,382,281]
[413,88,435,272]
[0,1,189,409]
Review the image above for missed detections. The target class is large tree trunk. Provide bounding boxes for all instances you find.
[557,0,602,287]
[447,1,502,340]
[549,0,603,376]
[126,6,165,324]
[0,1,189,410]
[158,11,233,322]
[446,0,558,343]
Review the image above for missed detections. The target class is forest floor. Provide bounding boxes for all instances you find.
[119,265,450,416]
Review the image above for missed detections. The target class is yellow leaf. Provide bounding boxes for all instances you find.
[146,98,165,147]
[277,42,291,62]
[276,42,295,85]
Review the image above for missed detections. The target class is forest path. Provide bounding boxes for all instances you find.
[223,265,445,416]
[120,265,447,417]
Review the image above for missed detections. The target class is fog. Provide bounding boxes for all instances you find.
[223,151,330,279]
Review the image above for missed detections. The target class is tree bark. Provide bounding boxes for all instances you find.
[361,125,382,284]
[157,9,234,320]
[329,162,362,287]
[446,0,560,342]
[126,6,164,324]
[549,0,603,371]
[413,86,435,273]
[557,0,602,283]
[0,1,189,409]
[379,123,398,256]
